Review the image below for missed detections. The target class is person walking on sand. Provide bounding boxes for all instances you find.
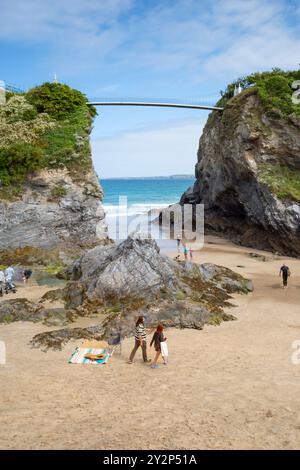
[128,315,151,364]
[176,234,181,253]
[183,245,188,261]
[279,263,290,289]
[5,265,14,281]
[150,324,167,369]
[0,269,5,296]
[4,265,15,290]
[4,265,17,294]
[22,269,32,283]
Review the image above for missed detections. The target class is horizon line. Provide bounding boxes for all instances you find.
[101,174,195,180]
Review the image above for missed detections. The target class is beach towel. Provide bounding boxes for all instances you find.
[160,341,168,358]
[69,347,109,364]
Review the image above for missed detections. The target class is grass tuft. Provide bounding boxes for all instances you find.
[259,164,300,202]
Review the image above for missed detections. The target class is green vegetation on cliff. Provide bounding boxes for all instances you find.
[26,82,96,120]
[0,83,96,197]
[259,164,300,203]
[219,68,300,119]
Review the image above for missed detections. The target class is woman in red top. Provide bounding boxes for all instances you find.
[150,323,167,369]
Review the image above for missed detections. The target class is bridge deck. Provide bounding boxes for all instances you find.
[87,101,223,111]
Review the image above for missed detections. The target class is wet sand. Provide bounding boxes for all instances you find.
[0,283,58,304]
[0,235,300,449]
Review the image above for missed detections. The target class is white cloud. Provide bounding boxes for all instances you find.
[200,0,300,77]
[0,0,132,75]
[91,118,207,178]
[0,0,133,41]
[1,0,299,80]
[118,0,300,79]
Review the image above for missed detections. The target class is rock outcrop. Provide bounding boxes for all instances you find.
[0,167,107,250]
[180,88,300,256]
[30,233,253,350]
[0,298,75,326]
[68,232,252,306]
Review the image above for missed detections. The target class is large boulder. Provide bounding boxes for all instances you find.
[30,233,253,350]
[67,232,253,309]
[70,232,181,304]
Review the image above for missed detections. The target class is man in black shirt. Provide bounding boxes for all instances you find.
[279,263,290,288]
[23,269,32,283]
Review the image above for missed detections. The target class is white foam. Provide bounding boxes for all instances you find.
[103,202,174,218]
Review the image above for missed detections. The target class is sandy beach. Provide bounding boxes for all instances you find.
[0,235,300,450]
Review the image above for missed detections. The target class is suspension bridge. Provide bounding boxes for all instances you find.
[1,81,224,111]
[87,96,223,111]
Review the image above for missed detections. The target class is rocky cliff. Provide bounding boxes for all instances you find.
[181,70,300,256]
[0,83,107,259]
[0,166,106,250]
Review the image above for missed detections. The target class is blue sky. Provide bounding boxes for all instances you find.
[1,0,300,177]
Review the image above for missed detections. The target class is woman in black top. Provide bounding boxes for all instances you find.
[150,323,167,368]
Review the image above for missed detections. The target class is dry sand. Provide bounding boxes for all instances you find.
[0,235,300,450]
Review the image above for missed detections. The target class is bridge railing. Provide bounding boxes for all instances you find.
[6,84,24,94]
[88,95,221,107]
[2,83,222,107]
[2,81,25,94]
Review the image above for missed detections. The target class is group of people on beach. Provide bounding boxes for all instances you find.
[127,316,168,369]
[176,236,193,261]
[177,234,292,289]
[126,261,292,368]
[0,266,32,296]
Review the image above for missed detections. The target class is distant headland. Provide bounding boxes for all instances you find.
[102,174,195,180]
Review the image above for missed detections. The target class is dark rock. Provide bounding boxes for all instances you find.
[30,325,103,351]
[30,302,239,351]
[197,263,254,293]
[0,298,73,326]
[34,308,73,326]
[0,299,36,323]
[180,91,300,256]
[100,301,216,339]
[248,252,273,262]
[64,282,85,309]
[40,288,66,303]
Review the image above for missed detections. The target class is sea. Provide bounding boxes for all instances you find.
[101,177,195,250]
